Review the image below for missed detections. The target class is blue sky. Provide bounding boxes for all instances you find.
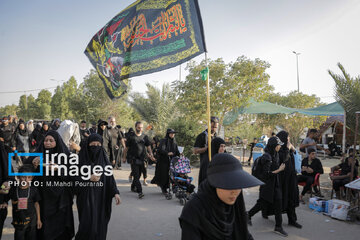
[1,0,359,106]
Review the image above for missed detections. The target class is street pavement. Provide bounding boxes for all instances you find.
[2,162,360,240]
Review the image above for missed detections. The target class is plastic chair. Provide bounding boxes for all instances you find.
[298,173,322,197]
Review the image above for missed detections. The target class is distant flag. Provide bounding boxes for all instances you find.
[84,0,207,99]
[200,67,208,81]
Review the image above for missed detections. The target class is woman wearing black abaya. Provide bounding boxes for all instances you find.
[97,120,111,158]
[276,131,302,229]
[30,123,42,150]
[75,133,121,240]
[179,153,263,240]
[248,137,287,237]
[153,129,180,194]
[25,130,74,240]
[211,137,226,158]
[38,122,49,143]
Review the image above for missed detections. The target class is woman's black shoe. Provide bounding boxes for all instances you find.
[289,222,302,229]
[274,227,288,237]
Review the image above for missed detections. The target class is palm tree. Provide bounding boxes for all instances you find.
[329,62,360,132]
[130,83,177,135]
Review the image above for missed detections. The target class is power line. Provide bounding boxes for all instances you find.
[0,86,58,94]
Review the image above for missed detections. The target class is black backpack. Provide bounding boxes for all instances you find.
[251,153,269,180]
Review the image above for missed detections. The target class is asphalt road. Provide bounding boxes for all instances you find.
[2,162,360,240]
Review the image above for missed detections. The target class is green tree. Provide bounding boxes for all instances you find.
[130,83,177,135]
[27,95,37,120]
[35,90,52,119]
[51,86,64,119]
[260,91,325,145]
[18,95,28,120]
[50,76,78,120]
[0,104,19,117]
[172,56,274,131]
[329,63,360,134]
[62,76,78,119]
[18,94,37,120]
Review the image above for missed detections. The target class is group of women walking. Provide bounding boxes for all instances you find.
[0,130,121,240]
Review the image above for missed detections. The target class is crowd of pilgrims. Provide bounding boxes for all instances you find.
[0,115,358,240]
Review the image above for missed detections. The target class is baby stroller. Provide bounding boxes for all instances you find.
[166,156,193,205]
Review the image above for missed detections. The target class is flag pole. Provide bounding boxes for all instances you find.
[205,52,212,161]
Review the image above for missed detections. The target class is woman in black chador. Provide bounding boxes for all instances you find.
[153,129,180,194]
[211,137,226,158]
[25,130,74,240]
[179,153,263,240]
[276,131,302,229]
[75,133,121,240]
[247,137,287,237]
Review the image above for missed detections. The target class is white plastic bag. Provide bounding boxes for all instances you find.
[293,150,302,173]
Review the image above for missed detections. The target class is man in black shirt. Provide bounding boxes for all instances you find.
[79,120,90,145]
[89,122,97,134]
[297,148,324,203]
[193,116,219,186]
[107,117,126,170]
[123,122,155,198]
[330,148,357,199]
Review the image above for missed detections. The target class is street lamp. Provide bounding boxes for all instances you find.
[292,51,301,92]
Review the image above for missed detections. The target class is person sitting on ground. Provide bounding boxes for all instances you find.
[330,148,357,199]
[179,153,263,240]
[297,148,324,203]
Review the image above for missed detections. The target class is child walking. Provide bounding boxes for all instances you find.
[6,164,41,240]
